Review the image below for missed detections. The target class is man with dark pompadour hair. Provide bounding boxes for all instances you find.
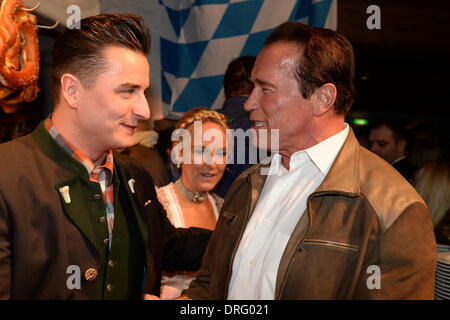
[0,13,210,300]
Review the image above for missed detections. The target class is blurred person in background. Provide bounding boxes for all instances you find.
[369,120,416,182]
[0,108,38,143]
[216,56,256,198]
[9,109,39,140]
[156,107,230,299]
[119,119,171,187]
[414,161,450,245]
[155,126,179,182]
[407,121,443,169]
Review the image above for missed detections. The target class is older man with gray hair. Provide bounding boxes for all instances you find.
[185,21,436,300]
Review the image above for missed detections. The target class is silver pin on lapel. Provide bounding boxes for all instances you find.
[59,186,71,204]
[128,179,136,194]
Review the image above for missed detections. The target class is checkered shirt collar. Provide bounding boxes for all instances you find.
[44,116,114,185]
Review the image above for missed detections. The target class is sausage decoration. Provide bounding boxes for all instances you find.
[0,0,40,107]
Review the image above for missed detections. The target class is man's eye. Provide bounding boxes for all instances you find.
[120,89,135,97]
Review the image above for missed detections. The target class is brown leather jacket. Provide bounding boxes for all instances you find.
[186,128,437,299]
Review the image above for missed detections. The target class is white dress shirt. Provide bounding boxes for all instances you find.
[227,124,349,300]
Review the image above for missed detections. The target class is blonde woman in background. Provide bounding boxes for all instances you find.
[156,107,230,299]
[414,161,450,245]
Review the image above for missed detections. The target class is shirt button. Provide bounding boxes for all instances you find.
[108,260,114,268]
[263,219,270,225]
[103,238,109,245]
[106,284,112,292]
[249,258,255,265]
[98,216,106,224]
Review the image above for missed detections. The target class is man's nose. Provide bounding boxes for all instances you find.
[244,89,259,112]
[135,94,151,120]
[370,144,379,154]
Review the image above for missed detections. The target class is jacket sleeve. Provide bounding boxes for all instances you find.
[0,193,12,299]
[130,163,212,272]
[119,155,212,295]
[354,202,437,299]
[161,213,212,272]
[183,212,225,300]
[183,259,212,299]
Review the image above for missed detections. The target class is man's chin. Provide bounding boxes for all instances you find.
[111,137,136,151]
[250,127,278,152]
[250,131,275,152]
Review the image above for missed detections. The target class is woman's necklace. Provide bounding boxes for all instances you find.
[175,179,207,203]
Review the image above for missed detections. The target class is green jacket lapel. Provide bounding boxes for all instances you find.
[114,161,148,246]
[32,120,101,255]
[55,177,102,255]
[32,121,91,180]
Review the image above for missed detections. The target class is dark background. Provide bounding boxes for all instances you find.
[338,0,450,145]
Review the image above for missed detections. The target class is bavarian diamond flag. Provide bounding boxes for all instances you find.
[155,0,337,118]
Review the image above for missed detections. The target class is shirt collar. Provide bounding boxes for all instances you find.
[390,155,406,165]
[270,123,349,176]
[305,123,349,175]
[44,116,114,182]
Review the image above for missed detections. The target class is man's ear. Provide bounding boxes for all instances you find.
[397,139,407,155]
[311,83,337,117]
[60,74,82,109]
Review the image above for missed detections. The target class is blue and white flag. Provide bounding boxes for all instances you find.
[143,0,337,119]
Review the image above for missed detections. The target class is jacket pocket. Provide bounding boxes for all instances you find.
[302,239,359,252]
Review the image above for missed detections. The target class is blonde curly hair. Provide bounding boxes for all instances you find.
[415,161,450,226]
[171,107,231,167]
[176,107,230,130]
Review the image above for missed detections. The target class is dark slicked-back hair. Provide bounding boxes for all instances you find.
[265,22,355,115]
[51,13,151,104]
[224,55,256,99]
